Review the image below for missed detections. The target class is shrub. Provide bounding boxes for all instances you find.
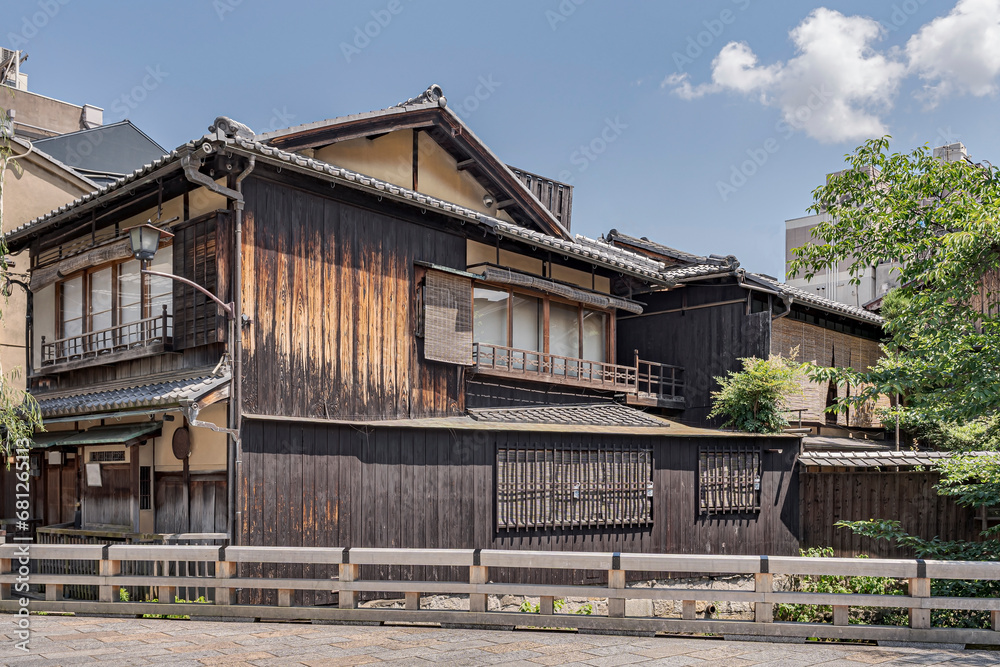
[708,354,802,433]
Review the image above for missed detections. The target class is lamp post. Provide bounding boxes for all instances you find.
[125,222,239,542]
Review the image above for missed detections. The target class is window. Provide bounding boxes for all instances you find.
[89,450,126,463]
[497,445,653,529]
[59,275,84,356]
[139,466,151,510]
[698,445,761,515]
[53,247,173,356]
[472,282,611,366]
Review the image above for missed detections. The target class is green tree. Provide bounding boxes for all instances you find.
[0,104,42,460]
[788,137,1000,426]
[708,355,802,434]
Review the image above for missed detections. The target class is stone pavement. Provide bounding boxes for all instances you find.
[2,615,1000,666]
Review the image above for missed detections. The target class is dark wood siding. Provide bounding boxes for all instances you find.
[800,471,982,558]
[241,175,467,420]
[239,419,799,601]
[82,464,130,527]
[173,212,226,350]
[616,285,770,425]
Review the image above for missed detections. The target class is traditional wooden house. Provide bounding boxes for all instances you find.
[3,86,799,572]
[606,230,890,435]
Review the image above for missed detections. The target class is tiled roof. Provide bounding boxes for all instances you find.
[798,450,970,468]
[32,371,230,418]
[746,273,884,324]
[7,120,666,284]
[468,403,670,427]
[661,262,738,284]
[605,229,728,266]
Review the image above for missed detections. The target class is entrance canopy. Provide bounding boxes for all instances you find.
[29,422,162,449]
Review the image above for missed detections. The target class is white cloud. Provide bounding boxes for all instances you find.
[906,0,1000,107]
[665,8,905,143]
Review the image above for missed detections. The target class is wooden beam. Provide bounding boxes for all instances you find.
[495,199,516,210]
[456,158,476,171]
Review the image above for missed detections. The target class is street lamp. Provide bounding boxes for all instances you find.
[124,223,234,319]
[126,223,173,261]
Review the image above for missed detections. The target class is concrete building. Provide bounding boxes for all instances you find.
[784,142,968,309]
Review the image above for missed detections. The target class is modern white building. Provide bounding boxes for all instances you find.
[784,143,968,309]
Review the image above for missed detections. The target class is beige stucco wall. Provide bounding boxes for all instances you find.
[467,240,611,294]
[771,317,889,428]
[7,88,91,138]
[154,402,228,473]
[3,147,95,389]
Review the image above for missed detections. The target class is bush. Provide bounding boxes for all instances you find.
[708,354,802,433]
[774,547,907,626]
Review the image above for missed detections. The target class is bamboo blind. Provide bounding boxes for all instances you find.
[423,269,473,365]
[496,445,653,530]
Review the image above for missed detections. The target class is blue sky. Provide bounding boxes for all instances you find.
[6,0,999,279]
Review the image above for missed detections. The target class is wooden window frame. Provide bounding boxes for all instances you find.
[53,245,174,351]
[697,445,762,516]
[472,281,615,364]
[496,443,653,530]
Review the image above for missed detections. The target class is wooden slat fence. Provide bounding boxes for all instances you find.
[4,545,1000,644]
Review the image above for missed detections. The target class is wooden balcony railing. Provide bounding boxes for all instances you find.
[40,305,172,371]
[472,343,684,406]
[5,544,1000,644]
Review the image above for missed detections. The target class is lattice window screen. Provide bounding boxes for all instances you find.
[496,445,653,530]
[423,269,473,365]
[698,445,762,515]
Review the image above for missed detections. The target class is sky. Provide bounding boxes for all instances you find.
[6,0,1000,280]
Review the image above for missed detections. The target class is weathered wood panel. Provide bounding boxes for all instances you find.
[800,471,982,558]
[239,420,799,601]
[241,176,467,420]
[82,465,130,527]
[173,213,223,350]
[616,285,770,426]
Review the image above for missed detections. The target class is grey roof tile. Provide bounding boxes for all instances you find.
[605,229,728,266]
[468,403,670,427]
[32,372,230,418]
[747,273,884,324]
[798,449,993,468]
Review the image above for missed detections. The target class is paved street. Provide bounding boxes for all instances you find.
[2,616,999,666]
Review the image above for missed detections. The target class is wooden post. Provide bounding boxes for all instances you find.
[909,577,931,629]
[214,560,236,606]
[991,610,1000,631]
[130,443,140,534]
[338,563,359,609]
[469,565,488,613]
[45,584,64,601]
[0,557,11,600]
[405,592,420,610]
[608,568,626,618]
[755,572,773,623]
[833,605,849,626]
[98,559,121,603]
[182,455,191,534]
[277,589,293,607]
[681,600,696,620]
[540,595,554,615]
[159,585,176,604]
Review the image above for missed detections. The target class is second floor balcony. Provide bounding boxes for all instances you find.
[472,342,685,409]
[40,306,173,373]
